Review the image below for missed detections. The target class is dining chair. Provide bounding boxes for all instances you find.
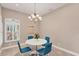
[28,35,34,40]
[42,36,50,46]
[37,43,52,56]
[17,41,32,55]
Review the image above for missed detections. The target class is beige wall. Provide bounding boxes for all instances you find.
[2,8,28,42]
[41,4,79,53]
[2,8,38,47]
[0,5,3,48]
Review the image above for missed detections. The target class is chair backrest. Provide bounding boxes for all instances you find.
[44,43,52,55]
[16,41,22,53]
[28,35,33,39]
[45,36,50,43]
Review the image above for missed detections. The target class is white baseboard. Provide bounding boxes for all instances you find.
[53,45,79,56]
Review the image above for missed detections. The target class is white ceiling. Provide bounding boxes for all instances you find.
[1,3,66,16]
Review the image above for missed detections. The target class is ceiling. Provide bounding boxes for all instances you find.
[1,3,66,16]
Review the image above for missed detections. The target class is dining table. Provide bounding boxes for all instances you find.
[25,38,47,55]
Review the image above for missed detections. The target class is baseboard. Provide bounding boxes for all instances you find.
[53,45,79,56]
[1,43,79,56]
[0,43,25,50]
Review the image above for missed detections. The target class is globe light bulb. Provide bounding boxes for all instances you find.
[36,14,39,17]
[39,17,42,21]
[28,16,31,19]
[31,14,35,18]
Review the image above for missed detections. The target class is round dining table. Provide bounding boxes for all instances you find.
[26,38,47,45]
[25,38,47,56]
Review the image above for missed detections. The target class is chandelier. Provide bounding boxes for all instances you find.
[28,3,42,22]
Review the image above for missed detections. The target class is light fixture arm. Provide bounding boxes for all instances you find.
[34,3,36,14]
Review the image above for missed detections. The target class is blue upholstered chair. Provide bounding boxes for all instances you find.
[45,36,50,43]
[17,41,32,54]
[28,35,33,40]
[37,43,52,56]
[42,36,50,46]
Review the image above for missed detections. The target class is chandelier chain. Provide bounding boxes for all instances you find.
[34,3,36,14]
